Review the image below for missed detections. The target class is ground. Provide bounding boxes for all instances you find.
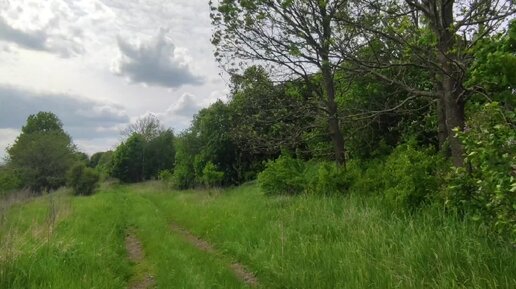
[0,182,514,289]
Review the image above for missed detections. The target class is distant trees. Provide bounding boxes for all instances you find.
[122,114,164,141]
[110,116,175,183]
[7,112,77,194]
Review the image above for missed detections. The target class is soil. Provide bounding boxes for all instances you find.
[125,230,156,289]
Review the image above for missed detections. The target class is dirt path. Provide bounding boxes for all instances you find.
[170,223,259,288]
[125,230,155,289]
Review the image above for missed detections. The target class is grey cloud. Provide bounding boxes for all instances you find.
[0,17,47,51]
[112,29,204,88]
[0,86,129,140]
[166,93,203,118]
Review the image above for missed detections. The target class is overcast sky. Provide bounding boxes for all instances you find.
[0,0,229,160]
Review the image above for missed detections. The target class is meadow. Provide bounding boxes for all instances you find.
[0,182,514,289]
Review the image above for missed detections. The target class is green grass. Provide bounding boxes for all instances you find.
[140,182,516,289]
[1,182,515,289]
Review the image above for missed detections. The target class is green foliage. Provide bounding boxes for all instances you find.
[201,162,225,188]
[143,129,176,180]
[305,161,352,195]
[110,134,145,183]
[7,112,76,194]
[21,112,64,134]
[170,132,198,189]
[67,163,100,196]
[0,167,22,195]
[467,21,516,107]
[158,169,174,181]
[382,143,445,210]
[445,102,515,239]
[258,153,306,195]
[89,152,104,168]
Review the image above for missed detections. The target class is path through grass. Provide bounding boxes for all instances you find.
[1,182,515,289]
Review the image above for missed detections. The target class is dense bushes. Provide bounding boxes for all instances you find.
[202,162,224,188]
[445,103,515,239]
[259,144,445,211]
[0,167,22,196]
[67,163,100,196]
[258,154,306,195]
[381,144,445,209]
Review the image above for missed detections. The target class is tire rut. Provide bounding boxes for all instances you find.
[125,229,156,289]
[170,223,259,288]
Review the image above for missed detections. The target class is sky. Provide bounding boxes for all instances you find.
[0,0,229,160]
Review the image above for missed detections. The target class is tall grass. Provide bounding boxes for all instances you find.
[1,182,514,289]
[142,183,516,289]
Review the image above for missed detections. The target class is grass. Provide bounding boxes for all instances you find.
[0,182,515,289]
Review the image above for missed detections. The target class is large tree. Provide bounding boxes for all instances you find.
[7,112,76,193]
[210,0,354,165]
[343,0,515,166]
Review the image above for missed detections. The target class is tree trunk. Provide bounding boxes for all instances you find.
[431,0,466,167]
[437,95,449,153]
[321,64,346,166]
[441,73,465,167]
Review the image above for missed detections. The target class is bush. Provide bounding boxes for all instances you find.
[445,102,515,239]
[158,169,174,181]
[0,167,22,196]
[171,163,195,190]
[382,143,445,210]
[67,163,100,196]
[202,162,224,188]
[306,161,353,195]
[258,153,306,195]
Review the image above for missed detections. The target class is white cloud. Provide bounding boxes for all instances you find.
[112,28,204,88]
[0,128,19,162]
[0,0,115,57]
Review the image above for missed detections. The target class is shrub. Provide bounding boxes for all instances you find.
[382,143,445,210]
[171,163,195,190]
[258,153,306,195]
[67,163,100,196]
[0,167,22,196]
[202,162,224,188]
[348,159,385,195]
[445,102,515,239]
[158,169,174,181]
[306,161,353,195]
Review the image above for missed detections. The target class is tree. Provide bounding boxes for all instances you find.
[143,129,176,179]
[110,134,145,183]
[229,66,317,158]
[210,0,354,165]
[89,152,105,168]
[343,0,515,166]
[7,112,76,194]
[122,114,164,142]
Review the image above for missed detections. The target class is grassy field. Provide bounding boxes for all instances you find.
[0,182,515,289]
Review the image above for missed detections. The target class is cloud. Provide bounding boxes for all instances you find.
[166,93,204,117]
[0,17,47,51]
[0,86,130,141]
[0,0,115,57]
[112,28,204,88]
[0,128,19,162]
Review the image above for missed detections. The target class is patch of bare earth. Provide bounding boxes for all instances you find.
[125,230,155,289]
[170,223,259,288]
